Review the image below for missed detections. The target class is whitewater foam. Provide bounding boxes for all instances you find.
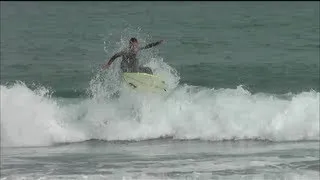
[0,82,87,147]
[1,81,319,147]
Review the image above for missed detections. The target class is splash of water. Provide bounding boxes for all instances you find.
[88,27,179,100]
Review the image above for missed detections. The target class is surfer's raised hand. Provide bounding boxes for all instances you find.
[140,40,164,50]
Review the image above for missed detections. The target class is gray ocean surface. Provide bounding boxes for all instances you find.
[1,2,319,180]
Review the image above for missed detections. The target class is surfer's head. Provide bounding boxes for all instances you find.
[129,37,139,52]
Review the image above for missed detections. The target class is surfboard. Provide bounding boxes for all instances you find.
[122,72,167,94]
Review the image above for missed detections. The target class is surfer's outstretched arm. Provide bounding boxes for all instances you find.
[140,40,163,50]
[101,51,124,70]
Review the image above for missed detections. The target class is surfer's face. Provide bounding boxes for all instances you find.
[129,41,139,52]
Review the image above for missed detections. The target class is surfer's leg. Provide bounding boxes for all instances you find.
[139,67,153,74]
[120,63,128,73]
[130,58,139,72]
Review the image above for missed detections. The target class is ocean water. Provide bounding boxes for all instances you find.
[1,1,319,180]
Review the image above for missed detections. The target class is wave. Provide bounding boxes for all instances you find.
[1,28,319,147]
[1,80,319,147]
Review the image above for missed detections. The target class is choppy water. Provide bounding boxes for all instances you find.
[1,1,319,180]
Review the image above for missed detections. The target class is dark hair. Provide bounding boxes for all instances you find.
[129,37,138,43]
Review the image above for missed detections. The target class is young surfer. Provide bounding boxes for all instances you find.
[101,38,163,74]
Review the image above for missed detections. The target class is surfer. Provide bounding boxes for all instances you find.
[101,38,163,75]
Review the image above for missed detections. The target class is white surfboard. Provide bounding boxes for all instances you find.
[122,72,167,94]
